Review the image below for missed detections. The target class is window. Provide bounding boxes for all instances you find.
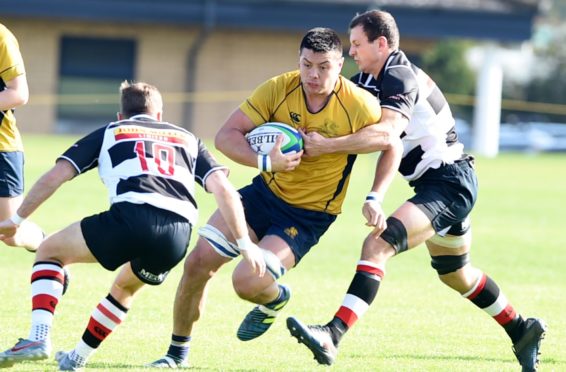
[57,36,136,133]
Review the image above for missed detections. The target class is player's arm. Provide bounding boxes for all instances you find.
[215,108,301,172]
[302,108,407,156]
[205,169,266,276]
[0,74,29,110]
[361,108,406,236]
[0,160,76,239]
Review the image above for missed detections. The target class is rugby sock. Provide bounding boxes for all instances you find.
[29,261,65,341]
[166,335,191,364]
[74,294,128,361]
[265,284,289,310]
[327,260,384,344]
[463,272,525,342]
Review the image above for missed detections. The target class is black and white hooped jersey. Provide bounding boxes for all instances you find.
[58,115,226,225]
[352,50,464,181]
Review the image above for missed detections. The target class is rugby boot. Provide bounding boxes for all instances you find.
[237,284,291,341]
[146,355,189,369]
[287,316,338,365]
[513,318,547,372]
[55,350,85,371]
[0,338,51,368]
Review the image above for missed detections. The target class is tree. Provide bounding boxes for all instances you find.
[420,40,476,122]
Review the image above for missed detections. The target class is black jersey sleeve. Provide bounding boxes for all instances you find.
[194,138,228,191]
[57,126,105,175]
[380,66,418,119]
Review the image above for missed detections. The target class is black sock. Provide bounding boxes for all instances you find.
[326,317,347,345]
[505,316,526,343]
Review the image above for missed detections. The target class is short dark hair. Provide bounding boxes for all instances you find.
[119,81,163,118]
[300,27,343,55]
[349,10,400,50]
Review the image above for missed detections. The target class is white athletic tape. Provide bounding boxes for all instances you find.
[428,229,472,249]
[198,224,286,280]
[198,224,239,258]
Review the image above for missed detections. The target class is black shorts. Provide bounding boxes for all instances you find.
[0,151,24,197]
[408,156,477,236]
[239,176,336,264]
[81,202,191,285]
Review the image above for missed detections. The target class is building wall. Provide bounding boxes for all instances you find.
[3,18,431,139]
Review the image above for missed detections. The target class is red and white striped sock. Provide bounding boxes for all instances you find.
[29,261,65,341]
[74,294,128,361]
[333,260,385,333]
[462,272,525,341]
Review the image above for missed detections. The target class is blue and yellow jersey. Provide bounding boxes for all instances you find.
[0,24,25,152]
[240,70,381,214]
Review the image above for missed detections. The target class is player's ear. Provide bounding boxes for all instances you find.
[117,112,123,120]
[156,111,162,121]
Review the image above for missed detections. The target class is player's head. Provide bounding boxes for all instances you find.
[298,27,344,96]
[348,10,399,77]
[119,81,163,120]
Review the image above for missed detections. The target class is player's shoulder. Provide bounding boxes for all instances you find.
[0,24,17,43]
[337,75,379,106]
[265,70,301,91]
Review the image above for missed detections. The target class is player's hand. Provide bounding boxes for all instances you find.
[269,134,303,172]
[238,237,266,277]
[300,129,328,157]
[0,219,19,241]
[362,201,387,238]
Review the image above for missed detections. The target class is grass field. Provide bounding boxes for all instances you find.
[0,134,564,371]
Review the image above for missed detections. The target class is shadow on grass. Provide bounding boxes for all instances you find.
[347,351,565,368]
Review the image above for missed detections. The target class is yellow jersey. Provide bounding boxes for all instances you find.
[0,24,25,152]
[240,70,381,214]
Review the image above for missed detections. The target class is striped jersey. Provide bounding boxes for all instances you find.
[240,70,382,214]
[58,115,226,224]
[0,23,25,152]
[352,50,464,181]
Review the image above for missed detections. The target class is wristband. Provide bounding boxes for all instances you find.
[365,191,383,204]
[236,236,254,251]
[10,212,26,225]
[257,154,272,172]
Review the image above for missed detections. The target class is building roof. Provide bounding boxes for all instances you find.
[0,0,542,42]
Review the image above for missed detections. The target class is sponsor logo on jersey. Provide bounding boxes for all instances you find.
[114,127,189,145]
[290,112,301,123]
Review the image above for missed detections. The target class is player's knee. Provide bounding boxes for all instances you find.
[379,217,408,254]
[232,273,256,300]
[184,247,215,282]
[431,253,470,276]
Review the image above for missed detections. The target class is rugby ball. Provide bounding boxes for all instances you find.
[246,122,303,155]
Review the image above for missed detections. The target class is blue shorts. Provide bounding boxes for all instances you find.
[239,176,336,265]
[408,156,477,236]
[0,151,24,197]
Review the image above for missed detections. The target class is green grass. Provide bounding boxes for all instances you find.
[1,135,565,371]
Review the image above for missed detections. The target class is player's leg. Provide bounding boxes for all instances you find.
[0,221,95,368]
[0,151,44,251]
[56,262,150,370]
[233,234,295,341]
[427,233,546,371]
[233,190,336,342]
[287,201,435,365]
[148,210,235,368]
[56,263,144,370]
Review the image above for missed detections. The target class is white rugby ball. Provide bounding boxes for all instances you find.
[246,122,303,155]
